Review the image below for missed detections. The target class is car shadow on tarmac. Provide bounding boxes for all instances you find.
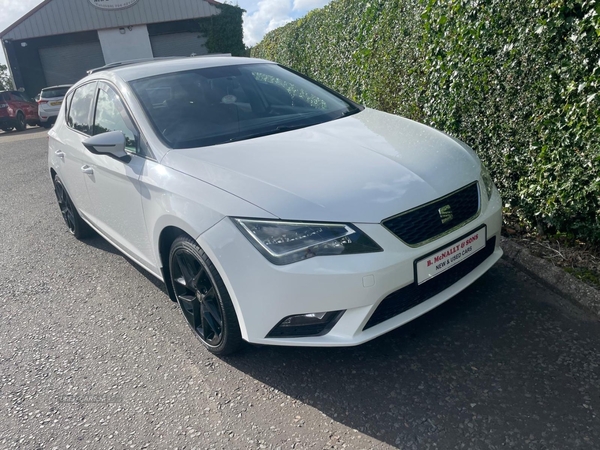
[84,233,169,296]
[84,232,600,448]
[219,264,599,448]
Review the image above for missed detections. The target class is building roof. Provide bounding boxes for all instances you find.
[1,0,222,41]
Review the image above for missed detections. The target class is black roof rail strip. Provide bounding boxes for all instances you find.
[86,57,182,75]
[86,54,233,75]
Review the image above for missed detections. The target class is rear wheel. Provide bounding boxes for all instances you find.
[169,236,243,355]
[53,176,93,239]
[42,122,53,129]
[15,112,26,131]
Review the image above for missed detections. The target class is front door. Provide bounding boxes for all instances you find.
[82,82,155,270]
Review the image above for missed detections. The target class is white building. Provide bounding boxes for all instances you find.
[1,0,232,96]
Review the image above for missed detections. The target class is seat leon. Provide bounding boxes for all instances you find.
[48,56,503,355]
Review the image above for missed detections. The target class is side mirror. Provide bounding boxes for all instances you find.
[83,131,131,163]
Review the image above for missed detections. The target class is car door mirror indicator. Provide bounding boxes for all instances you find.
[83,131,131,163]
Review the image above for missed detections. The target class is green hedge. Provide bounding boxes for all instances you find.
[198,3,246,56]
[252,0,600,243]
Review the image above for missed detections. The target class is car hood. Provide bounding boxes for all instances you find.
[161,108,481,223]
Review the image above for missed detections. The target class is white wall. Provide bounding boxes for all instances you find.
[98,25,153,64]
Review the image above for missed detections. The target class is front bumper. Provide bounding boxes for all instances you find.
[198,188,503,347]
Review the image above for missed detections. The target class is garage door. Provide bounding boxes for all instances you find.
[39,41,105,87]
[150,33,208,58]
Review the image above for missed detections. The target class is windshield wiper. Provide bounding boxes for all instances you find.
[339,108,360,118]
[224,110,360,144]
[226,123,311,144]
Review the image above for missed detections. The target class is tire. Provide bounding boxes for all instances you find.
[42,122,53,129]
[1,127,13,132]
[169,235,243,355]
[53,176,94,239]
[15,112,26,131]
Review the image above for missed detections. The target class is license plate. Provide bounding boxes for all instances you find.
[50,101,62,106]
[416,227,486,285]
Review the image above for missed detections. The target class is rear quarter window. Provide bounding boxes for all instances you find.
[67,83,96,134]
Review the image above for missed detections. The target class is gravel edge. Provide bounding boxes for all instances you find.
[501,237,600,318]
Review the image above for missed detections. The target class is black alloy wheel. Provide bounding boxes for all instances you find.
[15,112,26,131]
[53,176,93,239]
[169,236,242,355]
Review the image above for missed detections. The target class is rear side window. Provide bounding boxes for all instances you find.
[11,92,32,102]
[42,87,70,99]
[67,83,96,134]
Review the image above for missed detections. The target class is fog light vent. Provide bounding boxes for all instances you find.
[267,311,344,338]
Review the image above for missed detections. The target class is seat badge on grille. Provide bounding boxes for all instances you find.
[438,205,454,224]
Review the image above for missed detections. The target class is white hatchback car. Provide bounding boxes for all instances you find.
[48,56,502,355]
[38,85,71,128]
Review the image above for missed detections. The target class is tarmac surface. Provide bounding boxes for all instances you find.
[1,128,599,449]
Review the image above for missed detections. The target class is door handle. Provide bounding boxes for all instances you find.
[81,165,94,175]
[54,150,65,159]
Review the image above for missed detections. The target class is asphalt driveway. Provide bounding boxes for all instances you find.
[0,130,598,449]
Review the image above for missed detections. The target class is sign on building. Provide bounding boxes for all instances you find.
[89,0,140,10]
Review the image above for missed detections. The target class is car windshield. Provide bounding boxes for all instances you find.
[129,63,361,149]
[41,87,70,99]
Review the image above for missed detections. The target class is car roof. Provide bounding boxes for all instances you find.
[86,56,273,83]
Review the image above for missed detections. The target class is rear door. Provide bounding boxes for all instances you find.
[13,92,38,121]
[54,82,97,217]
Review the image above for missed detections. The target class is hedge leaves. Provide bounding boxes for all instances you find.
[252,0,600,243]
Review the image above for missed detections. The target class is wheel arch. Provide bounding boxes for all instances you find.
[158,225,190,302]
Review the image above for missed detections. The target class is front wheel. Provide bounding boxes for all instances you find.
[169,236,243,355]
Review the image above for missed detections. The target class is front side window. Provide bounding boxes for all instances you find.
[93,84,138,152]
[68,83,96,134]
[130,63,360,149]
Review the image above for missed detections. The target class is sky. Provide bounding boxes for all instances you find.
[0,0,333,66]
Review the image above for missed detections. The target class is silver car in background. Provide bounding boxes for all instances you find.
[38,85,71,128]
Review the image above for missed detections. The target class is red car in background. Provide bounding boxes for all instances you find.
[0,90,40,132]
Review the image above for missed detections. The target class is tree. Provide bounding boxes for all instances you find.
[0,64,13,91]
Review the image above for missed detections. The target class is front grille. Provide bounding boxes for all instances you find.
[363,236,496,330]
[383,182,480,246]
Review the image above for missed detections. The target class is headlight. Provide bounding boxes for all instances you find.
[480,164,494,200]
[233,218,383,265]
